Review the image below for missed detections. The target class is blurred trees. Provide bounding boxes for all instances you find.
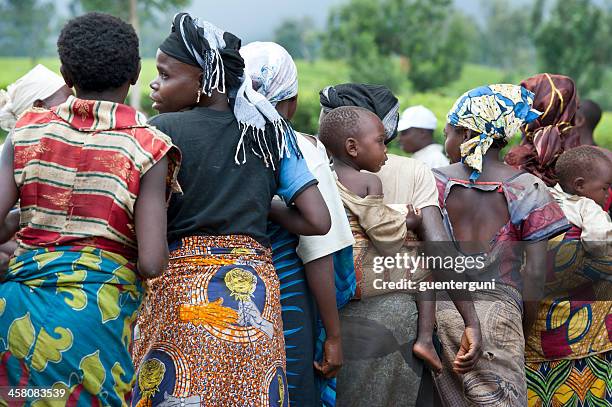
[321,0,470,92]
[472,0,535,71]
[273,17,320,61]
[534,0,612,97]
[0,0,55,61]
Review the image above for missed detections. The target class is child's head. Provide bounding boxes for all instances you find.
[555,145,612,208]
[319,106,387,172]
[57,12,140,99]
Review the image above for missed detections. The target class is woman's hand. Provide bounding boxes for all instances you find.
[453,323,482,374]
[314,335,343,379]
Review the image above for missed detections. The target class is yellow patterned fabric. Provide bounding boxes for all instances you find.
[447,84,541,181]
[527,351,611,406]
[0,246,142,406]
[525,237,612,363]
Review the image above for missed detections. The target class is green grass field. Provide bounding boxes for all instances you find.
[1,57,610,150]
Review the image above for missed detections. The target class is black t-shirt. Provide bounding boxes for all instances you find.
[150,107,283,246]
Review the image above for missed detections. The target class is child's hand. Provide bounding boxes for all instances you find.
[405,204,422,231]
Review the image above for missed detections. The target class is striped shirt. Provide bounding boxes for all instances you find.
[12,96,181,260]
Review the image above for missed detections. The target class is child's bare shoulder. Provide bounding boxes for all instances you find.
[362,172,383,196]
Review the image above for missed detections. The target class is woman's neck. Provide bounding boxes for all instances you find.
[197,90,231,111]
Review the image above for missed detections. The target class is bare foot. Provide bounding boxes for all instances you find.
[413,339,443,374]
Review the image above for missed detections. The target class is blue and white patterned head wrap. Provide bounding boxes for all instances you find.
[240,42,298,107]
[447,84,541,181]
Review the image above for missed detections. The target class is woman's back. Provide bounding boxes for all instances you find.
[150,107,278,246]
[13,97,178,260]
[436,163,517,252]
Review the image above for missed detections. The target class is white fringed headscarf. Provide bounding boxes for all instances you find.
[0,64,66,131]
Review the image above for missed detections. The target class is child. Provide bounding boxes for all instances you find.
[551,145,612,256]
[0,12,180,406]
[318,106,442,384]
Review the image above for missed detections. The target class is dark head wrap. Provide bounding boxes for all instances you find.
[158,13,300,169]
[319,83,400,143]
[160,13,244,94]
[504,73,580,186]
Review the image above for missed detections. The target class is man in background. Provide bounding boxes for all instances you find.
[572,99,602,146]
[398,105,449,168]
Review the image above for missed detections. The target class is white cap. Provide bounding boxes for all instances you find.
[397,105,437,132]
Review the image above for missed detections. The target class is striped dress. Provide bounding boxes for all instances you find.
[12,96,180,259]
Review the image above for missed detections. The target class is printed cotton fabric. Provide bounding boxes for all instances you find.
[0,246,143,406]
[447,84,540,181]
[131,235,288,407]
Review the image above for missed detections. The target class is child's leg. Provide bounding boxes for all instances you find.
[413,290,442,373]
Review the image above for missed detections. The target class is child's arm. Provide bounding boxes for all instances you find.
[405,204,422,231]
[269,185,331,236]
[304,255,343,379]
[0,137,19,243]
[134,156,170,279]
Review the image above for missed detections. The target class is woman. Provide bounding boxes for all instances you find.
[0,13,179,406]
[130,14,329,407]
[434,84,569,406]
[512,74,612,406]
[319,83,482,407]
[241,41,354,407]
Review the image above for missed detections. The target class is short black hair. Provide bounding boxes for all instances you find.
[556,145,611,191]
[578,99,602,130]
[58,12,140,92]
[319,106,376,156]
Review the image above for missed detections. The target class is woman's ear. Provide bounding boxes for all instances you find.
[131,60,142,85]
[60,65,74,89]
[345,137,358,158]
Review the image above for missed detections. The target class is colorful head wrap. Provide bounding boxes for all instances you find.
[319,83,400,143]
[504,73,579,186]
[240,42,298,107]
[447,84,541,182]
[159,13,299,170]
[0,64,67,131]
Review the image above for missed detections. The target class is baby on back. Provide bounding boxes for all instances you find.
[552,145,612,257]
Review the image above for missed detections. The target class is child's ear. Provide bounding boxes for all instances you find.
[59,65,74,89]
[573,177,586,193]
[131,60,142,85]
[345,137,358,158]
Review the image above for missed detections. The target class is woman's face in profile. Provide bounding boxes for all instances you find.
[444,123,465,164]
[149,50,202,114]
